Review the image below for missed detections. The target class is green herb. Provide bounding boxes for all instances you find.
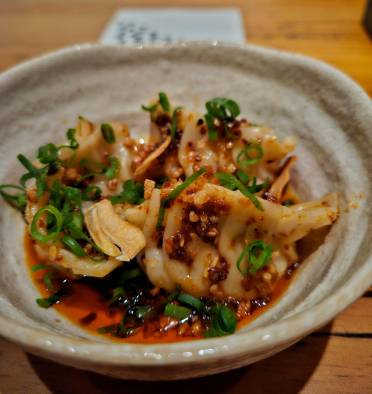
[204,97,240,141]
[101,123,116,144]
[104,156,120,180]
[237,240,273,275]
[130,305,154,321]
[118,268,143,284]
[158,92,171,112]
[204,304,237,337]
[205,98,240,120]
[156,167,206,230]
[0,184,27,212]
[247,177,269,194]
[30,205,64,243]
[66,128,79,149]
[237,142,264,168]
[18,154,47,198]
[141,103,158,113]
[236,170,250,184]
[215,172,263,211]
[31,264,50,272]
[63,186,82,209]
[62,235,86,257]
[82,185,102,201]
[36,291,63,308]
[204,113,218,141]
[110,180,144,205]
[164,303,191,321]
[177,293,203,311]
[109,287,125,304]
[37,143,59,164]
[64,211,88,241]
[43,271,54,291]
[48,180,64,209]
[170,107,182,140]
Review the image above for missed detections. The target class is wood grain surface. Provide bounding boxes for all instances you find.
[0,1,371,393]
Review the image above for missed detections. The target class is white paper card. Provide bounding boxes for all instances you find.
[100,8,245,45]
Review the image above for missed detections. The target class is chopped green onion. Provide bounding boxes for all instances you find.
[156,167,206,230]
[82,185,102,201]
[37,143,59,164]
[205,98,240,120]
[30,205,63,243]
[130,305,154,321]
[43,271,54,291]
[237,142,264,168]
[17,154,37,174]
[49,180,64,209]
[18,154,48,197]
[66,128,79,149]
[164,303,191,321]
[158,92,171,113]
[0,184,27,212]
[204,113,218,141]
[109,287,125,304]
[101,123,116,144]
[110,180,144,205]
[215,172,263,211]
[247,177,269,194]
[178,293,203,311]
[142,103,158,113]
[236,170,250,184]
[104,156,120,180]
[165,167,206,202]
[156,205,166,231]
[31,264,50,272]
[170,107,182,140]
[64,212,88,241]
[62,235,86,257]
[237,240,273,275]
[204,304,237,337]
[36,291,63,308]
[118,268,143,284]
[63,186,82,208]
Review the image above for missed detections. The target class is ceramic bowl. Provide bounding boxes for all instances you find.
[0,43,371,380]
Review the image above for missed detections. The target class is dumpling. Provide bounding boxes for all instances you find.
[141,182,338,300]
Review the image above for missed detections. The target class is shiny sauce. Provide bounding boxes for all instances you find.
[25,233,298,343]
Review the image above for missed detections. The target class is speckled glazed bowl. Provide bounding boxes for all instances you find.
[0,43,371,380]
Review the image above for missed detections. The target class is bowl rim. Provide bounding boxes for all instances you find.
[0,41,371,366]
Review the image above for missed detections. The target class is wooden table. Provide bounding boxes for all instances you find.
[0,1,371,393]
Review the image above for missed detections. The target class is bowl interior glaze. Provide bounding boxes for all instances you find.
[0,43,371,380]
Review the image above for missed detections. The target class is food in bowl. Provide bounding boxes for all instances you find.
[0,93,338,342]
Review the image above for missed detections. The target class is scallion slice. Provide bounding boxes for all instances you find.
[214,172,263,211]
[156,167,206,230]
[237,142,264,168]
[30,205,63,243]
[158,92,171,113]
[36,291,63,308]
[177,293,203,311]
[142,103,158,113]
[101,123,116,144]
[237,239,273,275]
[82,185,102,201]
[170,107,182,140]
[62,235,86,257]
[204,304,237,338]
[0,184,27,212]
[104,156,120,180]
[164,303,191,321]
